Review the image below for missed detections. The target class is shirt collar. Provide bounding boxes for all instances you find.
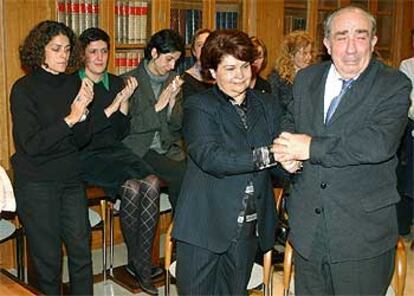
[331,64,360,82]
[78,68,110,90]
[214,84,249,110]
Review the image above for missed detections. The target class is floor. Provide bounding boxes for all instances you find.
[59,239,414,296]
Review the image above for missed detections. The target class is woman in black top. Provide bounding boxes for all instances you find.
[77,28,161,295]
[10,21,94,295]
[249,36,271,94]
[268,31,313,113]
[181,28,213,99]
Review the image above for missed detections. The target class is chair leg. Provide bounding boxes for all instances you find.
[109,204,115,277]
[100,200,107,282]
[263,249,272,296]
[283,241,293,296]
[165,272,170,296]
[15,227,25,281]
[392,238,407,296]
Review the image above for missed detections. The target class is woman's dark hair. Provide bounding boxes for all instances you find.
[200,30,255,80]
[19,20,80,73]
[144,29,185,61]
[79,27,110,50]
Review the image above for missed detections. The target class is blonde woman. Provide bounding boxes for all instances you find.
[268,31,313,111]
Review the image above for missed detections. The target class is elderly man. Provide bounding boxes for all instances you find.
[273,6,412,295]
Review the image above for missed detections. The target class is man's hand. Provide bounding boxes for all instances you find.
[271,132,312,162]
[280,160,303,173]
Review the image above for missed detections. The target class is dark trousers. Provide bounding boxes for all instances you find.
[396,119,414,235]
[294,219,395,295]
[143,150,186,209]
[176,222,258,296]
[14,179,93,295]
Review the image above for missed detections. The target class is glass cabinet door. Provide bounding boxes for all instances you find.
[284,0,308,34]
[215,0,242,30]
[170,0,203,45]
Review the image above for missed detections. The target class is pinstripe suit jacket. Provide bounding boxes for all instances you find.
[173,85,284,253]
[284,59,411,262]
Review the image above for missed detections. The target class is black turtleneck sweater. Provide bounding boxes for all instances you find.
[10,68,91,182]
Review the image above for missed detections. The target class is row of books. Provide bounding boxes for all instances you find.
[57,0,99,36]
[170,9,202,45]
[114,50,194,76]
[215,11,238,30]
[284,16,307,34]
[114,50,144,75]
[116,0,149,44]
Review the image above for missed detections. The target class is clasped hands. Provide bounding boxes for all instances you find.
[270,132,312,173]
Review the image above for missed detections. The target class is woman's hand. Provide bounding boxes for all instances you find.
[105,76,138,117]
[65,78,94,127]
[154,76,184,112]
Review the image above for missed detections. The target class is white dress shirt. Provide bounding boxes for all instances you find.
[399,57,414,120]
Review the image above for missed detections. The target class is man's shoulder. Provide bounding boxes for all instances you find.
[373,59,410,85]
[400,56,414,67]
[299,61,330,76]
[184,87,220,110]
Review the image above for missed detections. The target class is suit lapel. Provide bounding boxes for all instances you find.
[213,87,246,130]
[327,60,378,126]
[305,66,329,133]
[246,91,262,132]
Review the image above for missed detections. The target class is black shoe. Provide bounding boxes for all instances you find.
[151,266,164,279]
[126,264,158,295]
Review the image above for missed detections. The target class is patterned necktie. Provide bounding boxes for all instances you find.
[325,79,354,124]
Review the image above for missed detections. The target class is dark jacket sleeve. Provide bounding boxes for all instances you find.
[306,69,411,167]
[11,81,75,157]
[183,94,256,178]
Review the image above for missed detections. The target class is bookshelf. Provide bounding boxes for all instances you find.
[168,0,244,73]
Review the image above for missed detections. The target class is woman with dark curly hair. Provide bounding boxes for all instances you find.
[10,20,94,295]
[268,31,313,113]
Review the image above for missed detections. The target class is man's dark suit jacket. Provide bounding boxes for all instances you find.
[284,59,412,263]
[173,85,282,253]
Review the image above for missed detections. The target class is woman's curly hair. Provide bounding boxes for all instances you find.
[274,31,313,84]
[19,20,80,73]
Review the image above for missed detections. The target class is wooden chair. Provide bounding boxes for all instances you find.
[85,185,109,282]
[0,215,24,281]
[164,222,273,296]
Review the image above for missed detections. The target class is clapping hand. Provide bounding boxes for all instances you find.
[155,76,184,112]
[105,76,138,117]
[65,78,94,127]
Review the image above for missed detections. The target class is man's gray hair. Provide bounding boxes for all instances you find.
[324,6,377,39]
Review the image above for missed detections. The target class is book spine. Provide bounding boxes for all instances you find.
[91,0,99,27]
[121,0,128,43]
[57,0,66,23]
[71,0,80,35]
[79,0,86,34]
[85,0,92,29]
[141,1,148,43]
[65,0,72,26]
